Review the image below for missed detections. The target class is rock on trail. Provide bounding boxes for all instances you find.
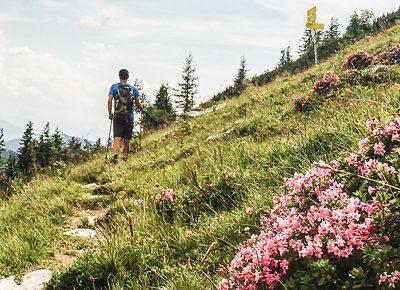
[0,269,52,290]
[64,228,96,239]
[207,128,234,141]
[183,104,225,118]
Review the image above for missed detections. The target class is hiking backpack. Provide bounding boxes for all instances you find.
[114,84,134,118]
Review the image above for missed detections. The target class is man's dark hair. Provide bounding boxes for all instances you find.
[119,69,129,80]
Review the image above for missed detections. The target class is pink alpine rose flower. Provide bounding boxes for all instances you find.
[373,142,386,156]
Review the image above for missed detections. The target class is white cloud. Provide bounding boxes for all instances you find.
[0,35,113,139]
[0,9,34,24]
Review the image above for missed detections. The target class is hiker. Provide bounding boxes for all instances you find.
[108,69,143,163]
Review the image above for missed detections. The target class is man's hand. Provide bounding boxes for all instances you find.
[108,94,113,120]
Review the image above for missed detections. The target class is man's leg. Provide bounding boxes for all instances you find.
[122,117,134,161]
[113,137,121,160]
[122,138,130,161]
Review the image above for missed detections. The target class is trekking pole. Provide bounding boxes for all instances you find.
[105,117,113,162]
[139,111,144,148]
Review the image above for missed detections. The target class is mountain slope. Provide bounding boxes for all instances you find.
[0,22,399,289]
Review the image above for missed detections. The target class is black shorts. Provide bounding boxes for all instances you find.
[113,115,133,140]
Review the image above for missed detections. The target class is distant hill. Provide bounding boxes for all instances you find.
[4,134,92,152]
[0,120,23,140]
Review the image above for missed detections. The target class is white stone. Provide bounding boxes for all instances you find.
[133,199,142,206]
[20,270,52,290]
[82,183,98,190]
[207,128,234,141]
[183,104,225,118]
[0,276,19,290]
[0,270,53,290]
[87,215,97,226]
[66,249,85,256]
[64,228,96,239]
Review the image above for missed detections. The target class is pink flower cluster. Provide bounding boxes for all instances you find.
[374,44,400,65]
[342,51,373,70]
[293,95,311,112]
[219,117,400,290]
[293,72,340,112]
[379,271,400,288]
[310,72,340,97]
[154,188,175,206]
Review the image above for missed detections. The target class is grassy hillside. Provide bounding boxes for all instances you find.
[0,22,399,289]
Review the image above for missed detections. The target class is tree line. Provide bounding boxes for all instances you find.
[125,8,400,132]
[209,7,400,103]
[0,123,104,196]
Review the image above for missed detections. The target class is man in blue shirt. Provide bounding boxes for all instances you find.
[108,69,142,163]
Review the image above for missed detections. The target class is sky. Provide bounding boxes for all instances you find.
[0,0,398,141]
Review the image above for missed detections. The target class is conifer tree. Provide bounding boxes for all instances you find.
[299,29,322,56]
[155,83,174,114]
[176,53,198,112]
[5,154,18,180]
[0,129,4,166]
[83,139,93,157]
[324,18,340,41]
[0,130,9,194]
[36,122,52,168]
[66,137,82,163]
[323,18,341,53]
[279,49,287,67]
[134,79,149,109]
[17,121,36,176]
[360,9,375,33]
[285,47,293,71]
[93,138,103,153]
[345,11,363,41]
[233,57,247,94]
[299,29,313,55]
[52,127,64,162]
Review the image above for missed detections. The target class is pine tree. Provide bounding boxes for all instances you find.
[155,83,174,114]
[93,138,103,153]
[0,130,9,194]
[36,122,52,168]
[66,137,82,163]
[279,49,286,67]
[52,127,64,162]
[83,139,92,155]
[176,53,198,112]
[360,9,375,33]
[324,18,340,40]
[285,47,292,64]
[345,11,363,41]
[17,121,36,176]
[285,46,293,71]
[0,129,4,166]
[299,29,322,56]
[5,154,18,180]
[322,18,341,53]
[233,57,247,94]
[134,79,149,109]
[299,29,313,55]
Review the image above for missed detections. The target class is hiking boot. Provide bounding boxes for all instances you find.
[111,155,118,164]
[122,155,129,162]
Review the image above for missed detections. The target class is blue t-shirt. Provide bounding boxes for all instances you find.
[109,82,140,121]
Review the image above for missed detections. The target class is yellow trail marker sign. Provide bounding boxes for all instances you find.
[307,6,317,23]
[306,23,325,30]
[306,6,324,31]
[305,6,324,64]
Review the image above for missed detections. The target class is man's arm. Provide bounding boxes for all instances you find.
[108,94,113,120]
